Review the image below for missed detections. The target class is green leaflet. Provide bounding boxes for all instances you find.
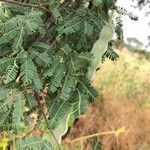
[0,27,19,45]
[0,7,7,22]
[32,42,51,51]
[83,20,94,36]
[0,108,12,128]
[78,78,98,99]
[73,89,89,118]
[60,75,76,101]
[0,88,7,101]
[115,16,124,40]
[49,65,66,93]
[1,3,28,14]
[102,42,119,62]
[61,44,72,55]
[92,137,103,150]
[26,94,37,109]
[0,57,13,73]
[0,89,25,130]
[0,89,12,127]
[53,112,72,144]
[0,11,43,52]
[58,17,82,35]
[12,26,24,52]
[0,101,11,128]
[52,8,63,22]
[87,23,114,81]
[69,52,81,71]
[69,51,92,72]
[48,101,72,129]
[32,72,43,91]
[44,112,73,146]
[16,136,53,150]
[42,140,53,150]
[20,59,37,85]
[44,60,59,77]
[30,50,52,67]
[115,6,138,21]
[12,92,25,127]
[2,16,19,32]
[93,0,103,7]
[4,64,19,84]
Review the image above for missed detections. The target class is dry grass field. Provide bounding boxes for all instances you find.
[64,50,150,150]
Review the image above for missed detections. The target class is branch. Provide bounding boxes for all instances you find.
[108,9,115,25]
[59,0,72,12]
[0,0,51,14]
[66,126,125,143]
[34,91,62,150]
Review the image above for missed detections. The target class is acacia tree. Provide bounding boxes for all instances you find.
[0,0,136,149]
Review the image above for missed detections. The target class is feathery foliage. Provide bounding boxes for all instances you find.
[102,41,119,62]
[0,0,137,149]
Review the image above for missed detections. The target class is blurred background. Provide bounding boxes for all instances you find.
[63,0,150,149]
[117,0,150,51]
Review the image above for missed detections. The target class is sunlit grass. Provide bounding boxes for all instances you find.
[93,51,150,107]
[65,51,150,150]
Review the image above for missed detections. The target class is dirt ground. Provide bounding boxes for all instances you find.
[64,99,150,150]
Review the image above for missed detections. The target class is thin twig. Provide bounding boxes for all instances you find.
[59,0,72,12]
[69,130,116,143]
[0,0,51,14]
[34,91,62,150]
[67,126,126,143]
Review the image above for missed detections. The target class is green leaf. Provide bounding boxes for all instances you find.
[92,137,103,150]
[0,89,15,127]
[53,112,72,143]
[4,64,19,84]
[25,11,43,34]
[52,8,63,22]
[16,136,44,150]
[78,78,98,99]
[42,140,53,150]
[12,26,24,52]
[48,101,72,128]
[78,52,92,61]
[61,44,72,55]
[0,108,12,128]
[0,88,7,101]
[12,92,25,126]
[33,72,43,91]
[102,48,119,62]
[20,59,37,85]
[93,0,103,7]
[44,60,59,77]
[30,51,52,67]
[26,94,37,109]
[60,75,76,101]
[84,20,93,36]
[58,17,82,35]
[33,42,51,51]
[73,89,89,118]
[0,27,19,44]
[49,65,66,93]
[0,57,13,73]
[36,53,52,67]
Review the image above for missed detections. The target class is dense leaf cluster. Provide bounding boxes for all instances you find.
[0,0,134,149]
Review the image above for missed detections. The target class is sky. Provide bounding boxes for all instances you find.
[116,0,150,51]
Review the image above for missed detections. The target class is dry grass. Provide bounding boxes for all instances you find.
[64,51,150,150]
